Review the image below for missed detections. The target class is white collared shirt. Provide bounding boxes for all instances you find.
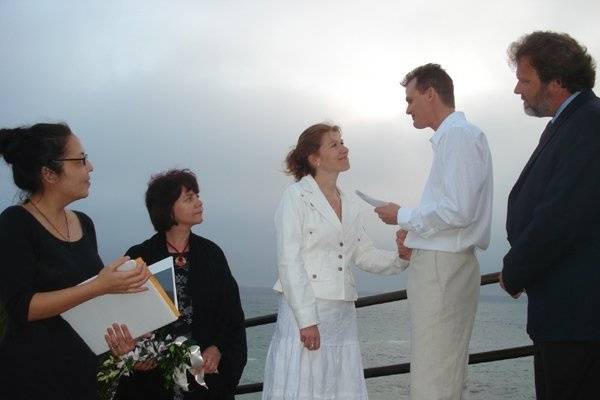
[397,111,493,253]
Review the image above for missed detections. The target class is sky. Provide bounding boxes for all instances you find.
[1,0,599,293]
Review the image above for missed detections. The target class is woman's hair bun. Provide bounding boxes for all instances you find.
[0,128,26,165]
[1,123,72,195]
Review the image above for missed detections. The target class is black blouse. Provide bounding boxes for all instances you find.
[0,205,103,400]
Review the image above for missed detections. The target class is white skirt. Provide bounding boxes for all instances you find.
[262,295,369,400]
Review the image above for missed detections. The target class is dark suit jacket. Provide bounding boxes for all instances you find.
[116,232,247,399]
[502,89,600,342]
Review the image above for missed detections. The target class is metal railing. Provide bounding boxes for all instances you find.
[235,272,534,395]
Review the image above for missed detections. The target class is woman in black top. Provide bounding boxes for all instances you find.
[0,123,150,400]
[114,169,247,400]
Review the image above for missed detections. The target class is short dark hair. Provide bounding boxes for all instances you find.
[285,123,341,181]
[0,123,72,196]
[401,63,455,108]
[508,31,596,92]
[145,169,199,232]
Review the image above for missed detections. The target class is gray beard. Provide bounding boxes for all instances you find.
[523,86,553,117]
[524,103,545,117]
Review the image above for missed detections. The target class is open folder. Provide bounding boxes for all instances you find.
[61,257,180,355]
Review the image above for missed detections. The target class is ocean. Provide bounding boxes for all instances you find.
[237,287,534,400]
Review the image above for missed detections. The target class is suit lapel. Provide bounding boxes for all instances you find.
[509,121,556,201]
[509,90,594,203]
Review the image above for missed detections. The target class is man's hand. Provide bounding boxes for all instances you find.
[375,203,400,225]
[396,230,412,261]
[498,272,523,299]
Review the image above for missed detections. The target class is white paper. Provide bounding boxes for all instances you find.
[355,190,388,207]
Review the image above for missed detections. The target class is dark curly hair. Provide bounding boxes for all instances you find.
[145,169,200,232]
[285,123,341,181]
[0,123,72,196]
[508,31,596,92]
[401,63,455,108]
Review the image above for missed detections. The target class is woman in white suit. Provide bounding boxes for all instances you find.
[262,123,408,400]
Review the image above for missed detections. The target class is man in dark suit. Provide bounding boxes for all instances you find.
[500,31,600,400]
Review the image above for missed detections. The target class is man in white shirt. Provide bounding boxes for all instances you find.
[375,63,493,400]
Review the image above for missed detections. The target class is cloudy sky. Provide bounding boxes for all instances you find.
[1,0,598,293]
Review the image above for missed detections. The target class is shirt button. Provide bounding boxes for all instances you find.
[309,231,313,234]
[357,238,361,242]
[338,267,343,271]
[312,274,317,279]
[339,242,344,247]
[338,254,343,259]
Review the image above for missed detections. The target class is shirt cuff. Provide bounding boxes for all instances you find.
[294,304,319,329]
[397,207,413,228]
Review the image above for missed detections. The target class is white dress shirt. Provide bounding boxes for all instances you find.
[273,175,407,328]
[397,111,493,253]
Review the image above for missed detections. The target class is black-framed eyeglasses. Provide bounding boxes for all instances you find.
[55,153,88,166]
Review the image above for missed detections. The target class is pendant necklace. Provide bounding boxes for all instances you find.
[30,201,71,241]
[166,239,189,268]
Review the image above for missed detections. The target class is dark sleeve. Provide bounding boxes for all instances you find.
[502,117,600,294]
[0,208,39,330]
[212,246,247,388]
[124,246,138,259]
[124,241,152,262]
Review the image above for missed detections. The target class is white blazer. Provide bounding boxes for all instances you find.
[273,175,407,329]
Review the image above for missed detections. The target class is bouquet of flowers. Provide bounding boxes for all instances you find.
[98,333,207,400]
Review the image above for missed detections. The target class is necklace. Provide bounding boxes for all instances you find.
[30,201,70,241]
[166,239,190,268]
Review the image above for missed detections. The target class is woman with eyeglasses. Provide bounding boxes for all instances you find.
[0,123,151,400]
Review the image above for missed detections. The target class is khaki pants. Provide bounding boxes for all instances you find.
[407,249,480,400]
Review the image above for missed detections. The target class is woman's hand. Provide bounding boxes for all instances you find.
[133,359,157,371]
[93,257,151,296]
[105,323,135,357]
[201,345,221,374]
[27,259,149,321]
[300,325,320,351]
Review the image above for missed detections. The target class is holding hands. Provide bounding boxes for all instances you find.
[396,230,412,261]
[375,202,401,225]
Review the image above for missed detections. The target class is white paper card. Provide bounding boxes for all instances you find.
[355,190,388,207]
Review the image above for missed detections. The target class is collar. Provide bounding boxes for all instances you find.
[298,174,346,197]
[551,91,580,123]
[430,111,465,145]
[297,174,358,230]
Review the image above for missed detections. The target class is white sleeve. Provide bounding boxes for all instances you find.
[352,215,408,273]
[397,129,489,237]
[275,188,318,329]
